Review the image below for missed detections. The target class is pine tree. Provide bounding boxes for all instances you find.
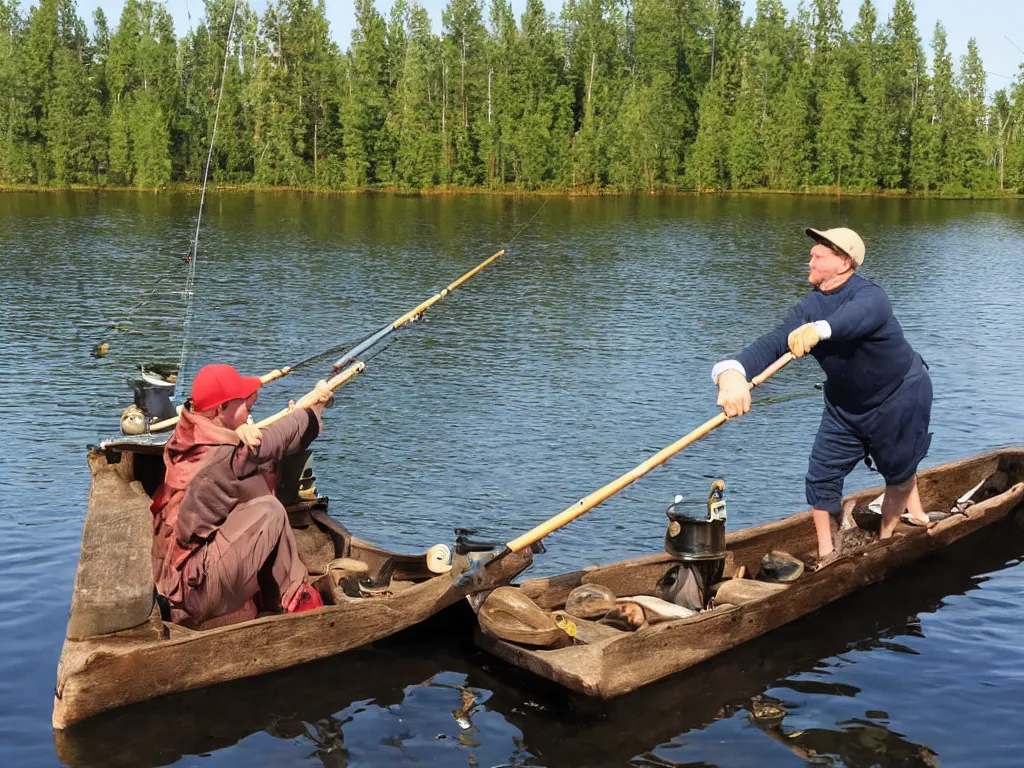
[507,0,572,187]
[345,0,389,185]
[441,0,487,185]
[957,38,991,191]
[879,0,923,189]
[391,2,442,187]
[0,0,35,181]
[848,0,887,189]
[251,2,308,186]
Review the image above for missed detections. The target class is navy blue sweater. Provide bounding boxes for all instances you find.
[734,274,916,413]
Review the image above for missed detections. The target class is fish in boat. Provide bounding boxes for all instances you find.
[52,437,532,728]
[472,448,1024,699]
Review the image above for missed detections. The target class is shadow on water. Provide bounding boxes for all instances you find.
[55,513,1024,768]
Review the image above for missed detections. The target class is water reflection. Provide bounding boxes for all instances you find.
[56,517,1023,768]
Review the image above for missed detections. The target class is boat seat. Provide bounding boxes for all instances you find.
[67,452,156,640]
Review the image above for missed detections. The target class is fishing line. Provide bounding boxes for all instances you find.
[174,0,241,402]
[279,328,381,377]
[504,198,549,251]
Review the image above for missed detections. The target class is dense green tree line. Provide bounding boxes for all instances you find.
[1,0,1023,193]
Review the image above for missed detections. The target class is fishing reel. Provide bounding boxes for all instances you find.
[425,529,499,575]
[425,529,547,575]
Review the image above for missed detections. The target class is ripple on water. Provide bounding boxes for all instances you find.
[1,194,1022,767]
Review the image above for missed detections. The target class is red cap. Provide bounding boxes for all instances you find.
[190,364,263,412]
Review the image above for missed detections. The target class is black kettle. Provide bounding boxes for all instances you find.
[664,478,728,561]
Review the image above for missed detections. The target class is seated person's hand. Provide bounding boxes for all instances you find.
[716,368,751,418]
[295,380,333,409]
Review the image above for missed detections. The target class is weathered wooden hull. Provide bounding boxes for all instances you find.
[475,448,1024,699]
[54,446,531,729]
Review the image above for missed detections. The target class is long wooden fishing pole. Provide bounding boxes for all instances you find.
[457,353,794,583]
[330,249,505,372]
[254,362,365,429]
[149,248,505,432]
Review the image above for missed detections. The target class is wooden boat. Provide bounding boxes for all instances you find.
[473,448,1024,698]
[53,438,532,728]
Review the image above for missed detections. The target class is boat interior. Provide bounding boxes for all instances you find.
[73,437,444,639]
[487,449,1024,649]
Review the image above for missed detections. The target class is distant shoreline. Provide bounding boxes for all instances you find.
[2,183,1021,201]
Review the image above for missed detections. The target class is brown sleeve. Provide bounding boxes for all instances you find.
[175,445,240,545]
[232,407,323,476]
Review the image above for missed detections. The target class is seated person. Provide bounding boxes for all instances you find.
[150,363,332,626]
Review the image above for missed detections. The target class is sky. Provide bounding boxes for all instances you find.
[78,0,1023,96]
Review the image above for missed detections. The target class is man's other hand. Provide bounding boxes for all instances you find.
[716,368,751,418]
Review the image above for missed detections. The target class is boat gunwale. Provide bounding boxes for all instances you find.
[54,444,534,728]
[474,447,1024,698]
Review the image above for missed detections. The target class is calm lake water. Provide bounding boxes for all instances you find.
[1,192,1022,767]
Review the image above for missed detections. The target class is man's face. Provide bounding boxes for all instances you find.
[219,393,258,429]
[808,241,851,287]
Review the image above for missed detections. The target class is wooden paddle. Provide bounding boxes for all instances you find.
[455,353,795,584]
[148,249,505,433]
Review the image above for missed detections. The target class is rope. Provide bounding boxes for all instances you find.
[174,0,241,402]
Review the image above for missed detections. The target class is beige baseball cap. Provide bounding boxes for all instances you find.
[806,227,865,267]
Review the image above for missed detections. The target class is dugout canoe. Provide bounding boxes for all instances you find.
[53,438,532,729]
[473,447,1024,699]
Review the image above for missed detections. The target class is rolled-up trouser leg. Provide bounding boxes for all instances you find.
[806,400,869,516]
[182,497,307,622]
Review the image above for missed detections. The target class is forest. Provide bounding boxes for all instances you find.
[1,0,1022,194]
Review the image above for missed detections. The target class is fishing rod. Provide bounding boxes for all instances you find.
[257,201,547,429]
[149,248,506,432]
[255,330,404,429]
[451,353,796,586]
[171,0,241,403]
[330,249,505,372]
[324,200,545,373]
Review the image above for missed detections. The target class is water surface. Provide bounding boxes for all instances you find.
[0,192,1022,766]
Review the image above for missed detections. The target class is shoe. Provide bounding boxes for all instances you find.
[286,583,324,613]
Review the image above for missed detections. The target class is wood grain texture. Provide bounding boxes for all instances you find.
[54,447,533,729]
[477,448,1024,698]
[66,452,155,640]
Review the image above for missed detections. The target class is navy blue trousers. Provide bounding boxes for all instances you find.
[806,356,933,515]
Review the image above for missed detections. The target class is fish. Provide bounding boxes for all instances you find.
[618,595,699,623]
[599,601,646,631]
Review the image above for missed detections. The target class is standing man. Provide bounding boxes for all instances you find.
[151,364,333,627]
[713,227,933,568]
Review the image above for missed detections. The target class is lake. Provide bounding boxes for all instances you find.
[1,191,1022,766]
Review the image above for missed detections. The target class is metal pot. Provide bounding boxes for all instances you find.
[664,479,728,561]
